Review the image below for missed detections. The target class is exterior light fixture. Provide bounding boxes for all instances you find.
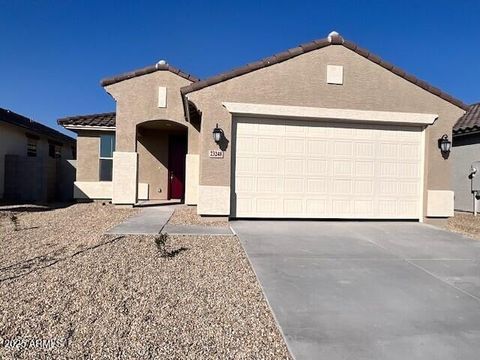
[438,134,451,154]
[213,123,223,143]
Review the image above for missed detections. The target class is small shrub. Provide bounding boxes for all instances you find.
[9,213,19,231]
[154,233,187,258]
[155,233,170,257]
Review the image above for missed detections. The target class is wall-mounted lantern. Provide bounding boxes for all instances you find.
[438,134,452,155]
[213,123,224,143]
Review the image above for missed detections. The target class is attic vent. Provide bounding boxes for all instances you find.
[327,65,344,85]
[158,86,167,108]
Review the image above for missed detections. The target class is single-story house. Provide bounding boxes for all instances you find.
[1,107,76,202]
[58,31,467,223]
[452,103,480,212]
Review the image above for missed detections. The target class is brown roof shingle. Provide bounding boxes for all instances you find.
[180,32,468,110]
[100,63,199,87]
[1,108,75,144]
[57,112,116,128]
[454,103,480,134]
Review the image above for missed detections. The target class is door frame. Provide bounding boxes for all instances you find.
[167,135,187,200]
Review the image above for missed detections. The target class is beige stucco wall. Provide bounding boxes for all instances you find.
[0,121,75,199]
[76,131,105,181]
[186,44,465,218]
[104,71,200,154]
[137,129,169,199]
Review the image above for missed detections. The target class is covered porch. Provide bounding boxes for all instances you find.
[136,119,188,202]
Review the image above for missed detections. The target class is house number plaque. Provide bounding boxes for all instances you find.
[209,150,224,158]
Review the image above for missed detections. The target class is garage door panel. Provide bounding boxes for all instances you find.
[334,141,354,156]
[333,160,353,176]
[355,142,375,157]
[257,158,282,174]
[233,117,423,219]
[258,137,280,153]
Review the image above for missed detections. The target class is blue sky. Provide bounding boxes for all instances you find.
[1,0,479,136]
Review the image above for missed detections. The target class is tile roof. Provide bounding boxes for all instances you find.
[180,32,468,110]
[0,107,75,144]
[453,103,480,134]
[100,63,199,87]
[57,112,116,128]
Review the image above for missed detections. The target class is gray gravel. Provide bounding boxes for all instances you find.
[168,206,229,227]
[0,203,290,359]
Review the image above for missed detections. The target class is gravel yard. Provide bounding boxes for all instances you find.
[0,203,289,359]
[447,211,480,240]
[168,205,229,227]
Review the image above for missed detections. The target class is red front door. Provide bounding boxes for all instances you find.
[168,135,187,200]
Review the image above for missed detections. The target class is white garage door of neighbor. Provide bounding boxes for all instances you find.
[233,117,424,219]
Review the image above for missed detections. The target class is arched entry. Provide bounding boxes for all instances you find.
[136,120,188,201]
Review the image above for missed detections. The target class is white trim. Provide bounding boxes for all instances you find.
[64,125,116,131]
[419,127,426,222]
[222,102,438,125]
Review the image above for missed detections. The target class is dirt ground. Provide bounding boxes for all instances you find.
[0,203,289,359]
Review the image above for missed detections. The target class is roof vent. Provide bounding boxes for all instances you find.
[156,59,167,68]
[327,31,344,44]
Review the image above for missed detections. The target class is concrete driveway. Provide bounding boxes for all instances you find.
[230,221,480,360]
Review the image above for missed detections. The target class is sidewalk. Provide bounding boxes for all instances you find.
[106,205,233,236]
[106,206,175,235]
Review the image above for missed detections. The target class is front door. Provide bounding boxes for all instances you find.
[168,135,187,200]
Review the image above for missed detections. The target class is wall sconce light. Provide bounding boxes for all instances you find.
[438,134,451,154]
[213,123,224,143]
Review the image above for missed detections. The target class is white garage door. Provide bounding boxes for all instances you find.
[233,117,424,219]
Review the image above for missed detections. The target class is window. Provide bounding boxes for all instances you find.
[48,143,62,158]
[99,134,115,181]
[27,138,37,157]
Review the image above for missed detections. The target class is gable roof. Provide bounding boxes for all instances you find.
[1,107,75,144]
[180,32,467,110]
[101,62,199,87]
[58,112,116,128]
[453,103,480,134]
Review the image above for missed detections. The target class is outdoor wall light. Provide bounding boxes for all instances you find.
[438,134,452,154]
[213,123,224,143]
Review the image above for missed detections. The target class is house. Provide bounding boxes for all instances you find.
[1,107,76,202]
[58,31,467,223]
[452,103,480,212]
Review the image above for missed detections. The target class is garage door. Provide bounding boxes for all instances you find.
[232,117,424,219]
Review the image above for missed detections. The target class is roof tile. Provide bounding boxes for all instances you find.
[454,103,480,134]
[101,64,199,87]
[57,112,116,128]
[1,108,75,144]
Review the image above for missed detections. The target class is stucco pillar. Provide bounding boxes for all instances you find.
[112,151,138,204]
[185,154,199,205]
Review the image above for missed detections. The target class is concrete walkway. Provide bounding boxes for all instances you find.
[107,206,175,235]
[107,205,234,236]
[231,220,480,360]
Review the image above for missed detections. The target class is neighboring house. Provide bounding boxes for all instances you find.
[0,108,76,202]
[58,31,467,223]
[452,103,480,212]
